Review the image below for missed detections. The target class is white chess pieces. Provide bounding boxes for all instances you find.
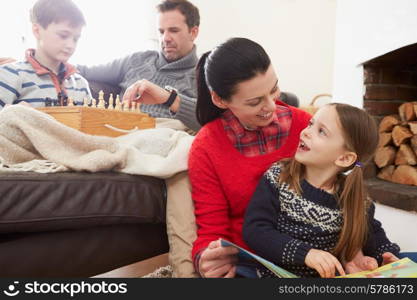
[83,97,89,107]
[115,95,122,110]
[91,98,97,107]
[68,97,75,106]
[108,93,114,110]
[97,90,105,108]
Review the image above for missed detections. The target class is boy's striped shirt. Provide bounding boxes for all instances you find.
[0,49,91,109]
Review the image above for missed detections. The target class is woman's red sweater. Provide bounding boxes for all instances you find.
[188,105,311,259]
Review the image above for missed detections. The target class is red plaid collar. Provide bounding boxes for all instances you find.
[221,101,292,156]
[222,109,280,137]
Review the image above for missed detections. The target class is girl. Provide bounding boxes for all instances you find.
[188,37,311,278]
[243,103,400,278]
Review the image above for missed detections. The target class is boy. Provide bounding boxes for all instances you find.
[0,0,91,109]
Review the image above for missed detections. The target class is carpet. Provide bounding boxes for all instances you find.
[142,265,173,278]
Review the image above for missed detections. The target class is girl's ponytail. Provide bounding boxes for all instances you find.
[330,103,378,262]
[333,165,368,261]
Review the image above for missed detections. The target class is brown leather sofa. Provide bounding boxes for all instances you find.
[0,172,169,277]
[0,81,169,277]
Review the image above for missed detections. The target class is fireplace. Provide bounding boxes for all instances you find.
[362,43,417,212]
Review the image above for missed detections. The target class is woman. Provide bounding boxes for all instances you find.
[188,37,311,278]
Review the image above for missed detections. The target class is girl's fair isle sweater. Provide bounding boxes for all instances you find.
[188,105,311,261]
[243,163,401,277]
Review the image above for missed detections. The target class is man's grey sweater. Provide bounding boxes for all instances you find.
[77,47,200,131]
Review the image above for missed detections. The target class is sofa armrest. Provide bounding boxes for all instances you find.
[280,91,299,107]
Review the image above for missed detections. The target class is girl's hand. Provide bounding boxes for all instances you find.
[344,250,378,274]
[305,249,346,278]
[382,252,399,265]
[199,239,239,278]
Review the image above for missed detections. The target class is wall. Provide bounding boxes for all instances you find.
[72,0,158,65]
[2,0,35,60]
[192,0,336,105]
[1,0,157,65]
[332,0,417,107]
[375,203,417,251]
[2,0,336,105]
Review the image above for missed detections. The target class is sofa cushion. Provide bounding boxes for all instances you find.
[0,223,169,277]
[0,171,166,233]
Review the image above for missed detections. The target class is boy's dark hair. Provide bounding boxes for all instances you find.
[30,0,86,29]
[157,0,200,29]
[196,38,271,126]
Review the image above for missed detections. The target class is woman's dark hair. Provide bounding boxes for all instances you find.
[196,38,271,126]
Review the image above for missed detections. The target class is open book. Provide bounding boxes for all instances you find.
[220,239,417,278]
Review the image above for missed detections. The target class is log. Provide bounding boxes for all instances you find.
[398,102,417,122]
[409,121,417,135]
[392,125,413,146]
[414,103,417,118]
[378,115,400,133]
[377,165,395,181]
[374,146,396,168]
[391,165,417,186]
[378,132,392,148]
[411,135,417,155]
[395,144,417,165]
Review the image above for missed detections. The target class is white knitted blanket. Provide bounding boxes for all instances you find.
[0,105,194,178]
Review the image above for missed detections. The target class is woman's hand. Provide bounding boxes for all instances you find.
[382,252,399,265]
[344,250,378,274]
[305,249,346,278]
[199,239,239,278]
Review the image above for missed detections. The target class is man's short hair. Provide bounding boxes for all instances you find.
[157,0,200,29]
[30,0,86,29]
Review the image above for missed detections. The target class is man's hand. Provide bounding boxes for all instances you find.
[344,250,378,274]
[122,79,180,112]
[199,239,239,278]
[382,252,399,265]
[305,249,346,278]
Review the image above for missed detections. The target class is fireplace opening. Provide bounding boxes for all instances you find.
[362,43,417,212]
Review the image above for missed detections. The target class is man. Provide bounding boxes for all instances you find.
[78,0,200,131]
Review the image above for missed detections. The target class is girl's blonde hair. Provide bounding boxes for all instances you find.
[280,103,379,262]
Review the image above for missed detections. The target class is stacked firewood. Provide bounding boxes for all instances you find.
[374,102,417,186]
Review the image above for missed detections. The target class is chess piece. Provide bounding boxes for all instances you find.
[108,93,114,110]
[68,98,74,106]
[130,102,136,112]
[83,97,89,107]
[91,98,97,107]
[115,95,122,110]
[97,90,105,108]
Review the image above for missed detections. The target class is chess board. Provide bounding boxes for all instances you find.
[37,91,155,137]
